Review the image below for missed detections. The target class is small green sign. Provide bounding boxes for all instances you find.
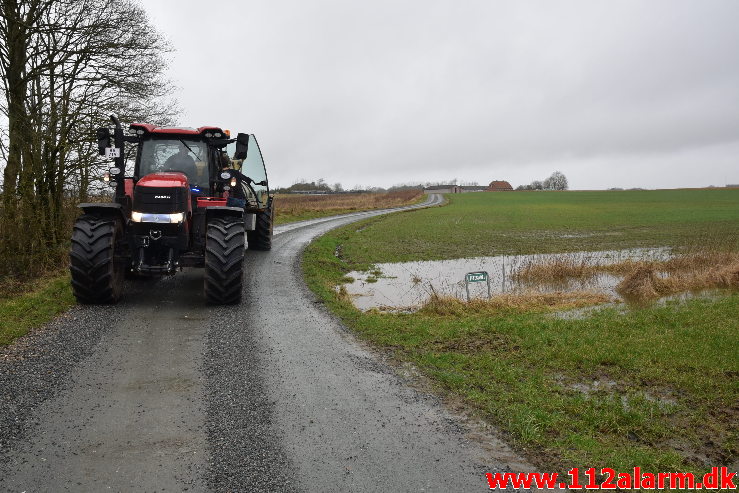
[465,271,488,283]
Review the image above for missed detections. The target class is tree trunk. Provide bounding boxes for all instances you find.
[1,0,29,211]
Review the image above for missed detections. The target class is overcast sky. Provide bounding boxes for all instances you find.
[143,1,739,190]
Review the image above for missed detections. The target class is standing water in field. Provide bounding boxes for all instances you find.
[342,248,673,311]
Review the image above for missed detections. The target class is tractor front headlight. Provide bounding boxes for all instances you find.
[131,212,185,224]
[169,212,185,223]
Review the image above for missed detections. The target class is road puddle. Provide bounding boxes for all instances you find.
[342,248,672,311]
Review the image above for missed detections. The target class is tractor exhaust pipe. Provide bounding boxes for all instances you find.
[110,115,126,201]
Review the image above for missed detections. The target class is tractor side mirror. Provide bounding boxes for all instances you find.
[96,127,111,156]
[234,133,249,160]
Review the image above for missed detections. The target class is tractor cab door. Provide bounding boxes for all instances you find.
[230,134,269,209]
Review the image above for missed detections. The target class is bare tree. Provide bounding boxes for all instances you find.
[543,171,568,190]
[0,0,177,277]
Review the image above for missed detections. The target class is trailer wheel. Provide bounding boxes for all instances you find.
[69,215,125,304]
[204,217,245,304]
[247,198,274,251]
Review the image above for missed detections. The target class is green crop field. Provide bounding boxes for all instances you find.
[303,188,739,478]
[337,189,739,265]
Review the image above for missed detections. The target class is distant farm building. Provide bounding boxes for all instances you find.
[487,180,513,191]
[423,184,490,194]
[424,184,506,194]
[423,185,462,194]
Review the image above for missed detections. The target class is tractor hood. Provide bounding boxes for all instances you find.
[137,172,189,189]
[133,172,192,215]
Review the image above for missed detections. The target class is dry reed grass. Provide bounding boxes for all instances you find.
[511,249,739,302]
[615,267,662,299]
[274,190,423,218]
[661,250,739,273]
[419,291,613,316]
[616,256,739,300]
[512,254,600,282]
[512,255,665,282]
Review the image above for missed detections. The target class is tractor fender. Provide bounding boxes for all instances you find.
[78,203,127,223]
[205,206,255,231]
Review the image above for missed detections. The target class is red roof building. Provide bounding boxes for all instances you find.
[487,180,513,191]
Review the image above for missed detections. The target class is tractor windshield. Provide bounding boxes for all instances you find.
[138,138,209,188]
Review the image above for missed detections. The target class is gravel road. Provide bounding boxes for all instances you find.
[0,193,527,492]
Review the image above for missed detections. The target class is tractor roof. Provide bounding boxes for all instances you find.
[129,123,226,136]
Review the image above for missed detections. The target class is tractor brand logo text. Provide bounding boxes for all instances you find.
[154,195,171,199]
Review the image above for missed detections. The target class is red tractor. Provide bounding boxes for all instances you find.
[69,116,273,304]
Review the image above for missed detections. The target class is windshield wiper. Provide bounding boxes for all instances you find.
[179,139,201,161]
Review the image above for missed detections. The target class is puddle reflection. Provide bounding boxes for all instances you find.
[343,248,672,311]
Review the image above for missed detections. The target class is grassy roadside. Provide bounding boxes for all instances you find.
[0,274,75,346]
[274,190,425,225]
[302,190,739,477]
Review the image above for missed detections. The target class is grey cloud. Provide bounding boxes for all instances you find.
[143,0,739,189]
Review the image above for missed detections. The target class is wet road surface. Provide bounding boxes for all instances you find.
[0,194,527,492]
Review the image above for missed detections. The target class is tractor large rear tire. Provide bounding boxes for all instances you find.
[204,217,245,304]
[247,198,274,251]
[69,215,125,304]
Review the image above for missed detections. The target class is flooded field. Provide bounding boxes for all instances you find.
[342,248,674,311]
[307,189,739,475]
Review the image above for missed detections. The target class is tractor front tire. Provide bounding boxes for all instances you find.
[247,198,274,251]
[69,215,125,304]
[204,217,245,304]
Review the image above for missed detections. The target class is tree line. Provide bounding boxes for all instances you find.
[0,0,176,281]
[516,171,568,191]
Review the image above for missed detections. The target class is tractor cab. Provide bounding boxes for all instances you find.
[130,124,233,197]
[137,137,209,189]
[129,124,270,210]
